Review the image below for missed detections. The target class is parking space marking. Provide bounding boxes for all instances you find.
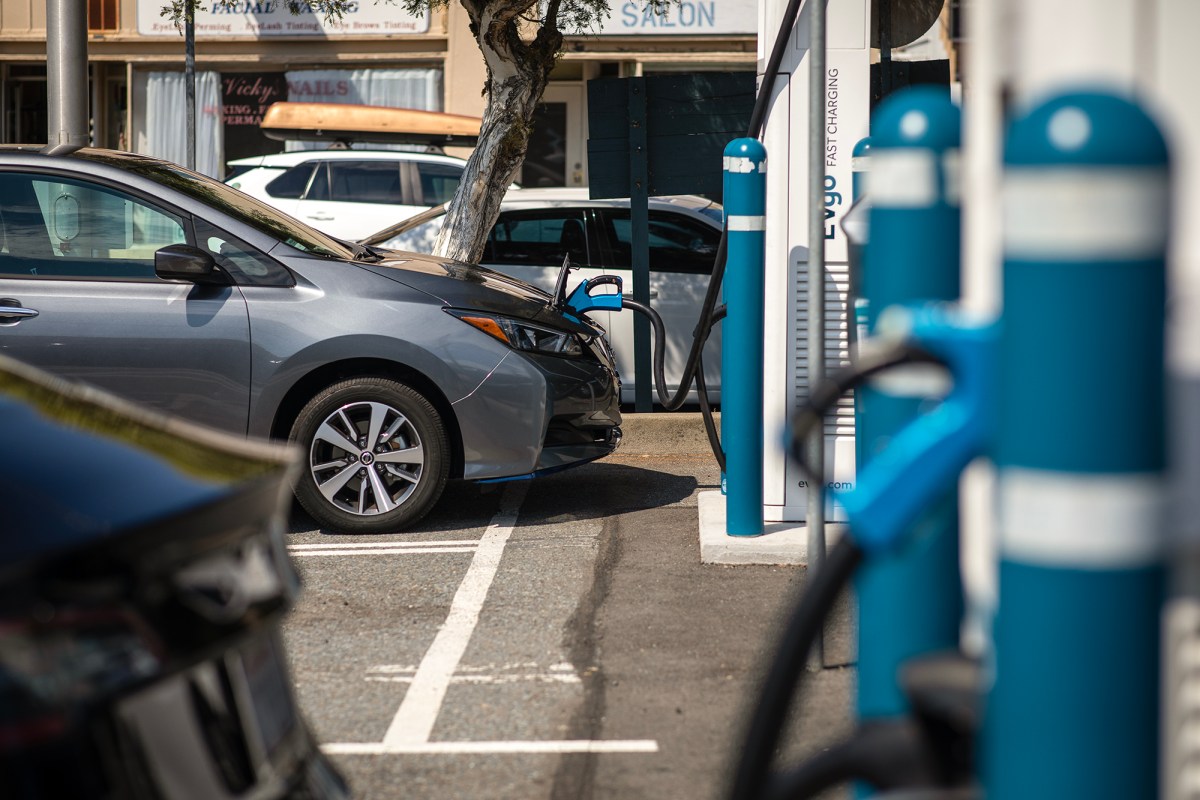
[323,740,659,755]
[366,662,584,685]
[289,541,478,557]
[315,483,661,758]
[383,482,528,746]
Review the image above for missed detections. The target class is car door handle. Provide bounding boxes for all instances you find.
[0,298,38,322]
[306,214,335,221]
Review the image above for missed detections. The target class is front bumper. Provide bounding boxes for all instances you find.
[452,338,622,481]
[480,422,623,483]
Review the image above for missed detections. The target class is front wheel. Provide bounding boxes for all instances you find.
[290,378,450,534]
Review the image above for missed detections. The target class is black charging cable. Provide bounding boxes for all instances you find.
[727,341,951,800]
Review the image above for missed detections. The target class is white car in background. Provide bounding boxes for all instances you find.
[362,187,725,404]
[225,149,470,241]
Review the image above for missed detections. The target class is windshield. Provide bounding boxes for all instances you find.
[79,152,355,259]
[362,202,449,248]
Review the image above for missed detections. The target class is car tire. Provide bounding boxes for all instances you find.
[290,377,449,534]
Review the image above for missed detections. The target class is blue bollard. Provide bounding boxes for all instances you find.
[722,138,767,537]
[854,87,964,738]
[983,91,1170,799]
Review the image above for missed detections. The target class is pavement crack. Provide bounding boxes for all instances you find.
[550,514,622,800]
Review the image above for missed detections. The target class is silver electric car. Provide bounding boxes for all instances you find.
[0,148,621,534]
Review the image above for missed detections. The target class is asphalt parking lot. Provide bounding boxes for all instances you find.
[282,412,854,800]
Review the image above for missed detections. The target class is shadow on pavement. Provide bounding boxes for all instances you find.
[288,461,698,535]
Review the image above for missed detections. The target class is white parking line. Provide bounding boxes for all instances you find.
[289,541,478,557]
[383,482,528,746]
[366,661,584,685]
[323,740,660,755]
[316,483,660,758]
[291,547,477,557]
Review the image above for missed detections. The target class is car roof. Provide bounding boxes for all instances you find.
[227,148,469,169]
[0,145,190,170]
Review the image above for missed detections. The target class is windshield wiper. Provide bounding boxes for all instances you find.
[344,241,385,262]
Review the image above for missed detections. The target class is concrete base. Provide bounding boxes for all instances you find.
[697,489,849,566]
[698,490,857,667]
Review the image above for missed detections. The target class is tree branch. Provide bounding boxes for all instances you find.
[544,0,563,29]
[479,0,541,25]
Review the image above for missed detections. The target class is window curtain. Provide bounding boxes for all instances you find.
[137,71,224,178]
[283,68,443,152]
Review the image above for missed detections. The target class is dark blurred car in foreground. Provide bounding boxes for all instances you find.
[0,353,348,798]
[0,147,621,534]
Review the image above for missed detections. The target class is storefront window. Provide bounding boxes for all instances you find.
[134,71,223,178]
[222,73,288,166]
[521,101,567,187]
[88,0,118,32]
[132,68,444,178]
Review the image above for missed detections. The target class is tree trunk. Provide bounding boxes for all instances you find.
[432,1,561,264]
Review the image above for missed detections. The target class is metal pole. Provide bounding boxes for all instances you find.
[91,62,105,148]
[185,2,196,170]
[628,77,651,412]
[722,138,767,537]
[805,0,828,669]
[44,0,89,154]
[125,62,135,151]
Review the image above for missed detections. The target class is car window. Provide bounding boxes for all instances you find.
[73,149,350,260]
[486,210,592,266]
[696,205,724,226]
[265,163,315,199]
[81,152,353,259]
[418,163,463,206]
[598,209,720,275]
[194,218,293,286]
[0,171,185,280]
[225,163,260,181]
[325,161,404,205]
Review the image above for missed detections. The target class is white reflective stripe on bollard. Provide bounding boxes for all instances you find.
[723,155,766,173]
[1003,168,1170,260]
[868,148,939,208]
[999,469,1166,568]
[727,215,766,231]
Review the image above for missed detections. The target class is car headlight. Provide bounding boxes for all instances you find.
[446,310,585,357]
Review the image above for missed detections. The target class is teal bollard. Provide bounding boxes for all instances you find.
[722,138,767,537]
[853,89,964,751]
[984,90,1169,800]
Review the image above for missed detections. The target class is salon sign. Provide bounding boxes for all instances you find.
[594,0,757,35]
[137,1,430,37]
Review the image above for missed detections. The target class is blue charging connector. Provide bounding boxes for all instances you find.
[564,275,624,320]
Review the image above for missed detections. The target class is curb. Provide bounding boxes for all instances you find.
[613,413,857,669]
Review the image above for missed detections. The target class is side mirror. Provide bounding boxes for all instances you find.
[155,244,227,285]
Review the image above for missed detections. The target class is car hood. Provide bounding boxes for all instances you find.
[359,250,605,337]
